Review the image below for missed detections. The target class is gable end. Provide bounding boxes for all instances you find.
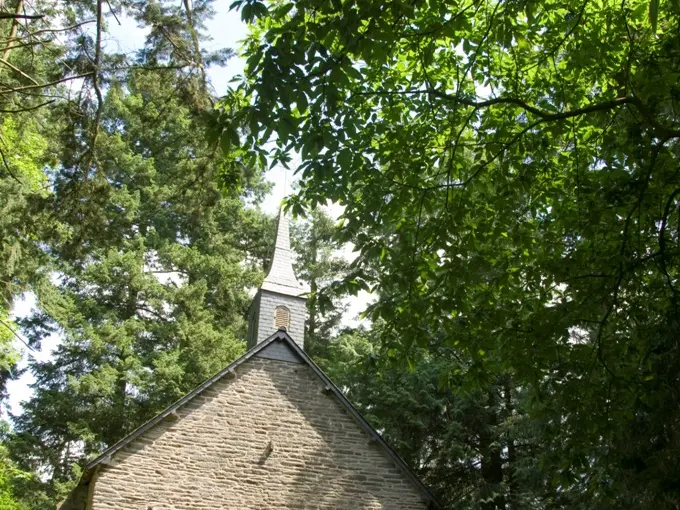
[255,337,303,363]
[82,330,440,508]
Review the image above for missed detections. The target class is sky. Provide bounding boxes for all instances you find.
[6,5,370,416]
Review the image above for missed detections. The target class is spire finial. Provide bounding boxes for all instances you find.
[283,166,289,201]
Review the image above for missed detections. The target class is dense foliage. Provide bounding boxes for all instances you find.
[226,0,680,507]
[11,67,273,495]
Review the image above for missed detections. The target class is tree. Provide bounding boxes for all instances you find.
[0,0,225,117]
[0,443,30,510]
[229,0,680,507]
[0,0,78,112]
[291,210,531,507]
[1,1,277,504]
[318,323,561,508]
[10,62,272,502]
[0,420,49,510]
[0,0,100,400]
[291,208,349,356]
[0,0,231,404]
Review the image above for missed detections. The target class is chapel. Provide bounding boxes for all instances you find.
[59,209,439,509]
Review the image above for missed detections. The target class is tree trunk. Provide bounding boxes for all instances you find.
[504,378,517,509]
[2,0,23,61]
[480,388,505,510]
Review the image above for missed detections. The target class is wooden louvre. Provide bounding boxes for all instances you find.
[274,306,290,330]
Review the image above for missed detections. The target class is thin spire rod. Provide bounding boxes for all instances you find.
[283,166,289,201]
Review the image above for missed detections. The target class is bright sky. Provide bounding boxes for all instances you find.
[6,6,370,417]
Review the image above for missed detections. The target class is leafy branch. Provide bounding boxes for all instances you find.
[356,87,680,138]
[0,317,33,351]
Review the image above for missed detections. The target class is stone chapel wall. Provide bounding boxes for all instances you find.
[87,357,428,510]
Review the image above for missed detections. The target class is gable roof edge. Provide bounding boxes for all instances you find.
[278,332,441,508]
[84,329,441,508]
[85,331,285,471]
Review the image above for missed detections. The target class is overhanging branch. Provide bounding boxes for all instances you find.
[352,88,680,138]
[0,12,43,20]
[0,72,93,94]
[429,90,630,122]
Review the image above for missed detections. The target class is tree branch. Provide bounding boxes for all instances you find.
[590,141,665,381]
[104,0,121,26]
[428,89,631,122]
[0,56,38,84]
[0,72,93,94]
[158,27,193,65]
[0,98,54,112]
[353,88,680,138]
[1,38,52,53]
[0,317,34,351]
[0,142,21,184]
[0,12,43,20]
[182,0,211,107]
[2,19,96,41]
[91,0,104,148]
[659,187,680,313]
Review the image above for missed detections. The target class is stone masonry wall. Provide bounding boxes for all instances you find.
[89,357,428,509]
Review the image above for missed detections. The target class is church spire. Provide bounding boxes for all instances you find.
[246,208,309,349]
[261,208,308,296]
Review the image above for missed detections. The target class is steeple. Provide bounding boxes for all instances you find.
[246,208,309,349]
[261,208,308,296]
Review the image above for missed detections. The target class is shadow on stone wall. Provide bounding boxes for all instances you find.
[261,361,422,510]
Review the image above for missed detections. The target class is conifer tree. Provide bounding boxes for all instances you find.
[11,69,271,504]
[0,113,52,398]
[291,208,348,356]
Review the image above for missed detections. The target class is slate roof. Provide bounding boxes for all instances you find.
[85,330,440,508]
[261,209,310,296]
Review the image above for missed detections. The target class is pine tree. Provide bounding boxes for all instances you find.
[290,208,348,357]
[1,0,275,504]
[10,65,271,497]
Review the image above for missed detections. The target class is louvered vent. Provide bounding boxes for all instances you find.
[274,306,291,330]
